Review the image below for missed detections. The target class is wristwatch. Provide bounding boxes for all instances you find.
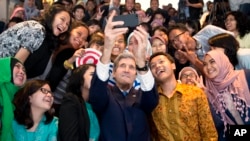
[136,64,148,71]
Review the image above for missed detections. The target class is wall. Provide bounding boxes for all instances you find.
[120,0,211,11]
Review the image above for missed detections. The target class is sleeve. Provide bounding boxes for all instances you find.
[89,70,109,114]
[198,25,234,37]
[96,60,110,81]
[58,95,81,141]
[197,89,218,140]
[137,69,155,91]
[18,21,45,53]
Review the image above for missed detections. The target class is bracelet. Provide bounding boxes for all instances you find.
[64,60,74,70]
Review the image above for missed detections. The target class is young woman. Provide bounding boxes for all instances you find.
[208,33,239,68]
[224,11,250,69]
[12,79,57,141]
[0,4,72,78]
[0,57,26,141]
[150,35,167,54]
[45,21,89,115]
[59,64,100,141]
[203,50,250,141]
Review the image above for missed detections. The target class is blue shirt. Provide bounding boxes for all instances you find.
[12,116,58,141]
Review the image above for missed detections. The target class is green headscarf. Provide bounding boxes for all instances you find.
[0,57,23,141]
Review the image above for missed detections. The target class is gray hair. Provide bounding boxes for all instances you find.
[113,51,136,71]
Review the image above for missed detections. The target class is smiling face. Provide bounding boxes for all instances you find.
[52,11,71,36]
[151,38,167,54]
[113,58,136,89]
[125,0,135,11]
[180,70,197,85]
[29,84,54,112]
[168,29,189,50]
[112,34,126,57]
[150,0,159,11]
[203,54,220,79]
[225,14,237,32]
[13,62,26,87]
[73,8,85,21]
[150,55,175,83]
[69,26,89,49]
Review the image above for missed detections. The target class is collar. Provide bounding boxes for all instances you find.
[157,83,185,96]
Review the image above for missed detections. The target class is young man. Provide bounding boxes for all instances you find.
[148,52,218,141]
[89,10,158,141]
[167,23,233,71]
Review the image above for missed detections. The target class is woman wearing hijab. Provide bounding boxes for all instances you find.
[203,50,250,141]
[178,66,205,89]
[0,57,27,141]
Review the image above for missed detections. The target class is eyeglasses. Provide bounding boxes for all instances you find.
[181,73,196,79]
[40,88,53,96]
[170,31,185,45]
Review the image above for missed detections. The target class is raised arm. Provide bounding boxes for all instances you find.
[89,10,128,113]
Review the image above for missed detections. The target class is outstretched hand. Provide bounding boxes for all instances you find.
[101,10,128,64]
[132,25,148,67]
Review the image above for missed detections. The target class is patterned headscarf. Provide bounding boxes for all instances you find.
[205,50,250,126]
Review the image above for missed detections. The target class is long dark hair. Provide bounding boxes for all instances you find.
[36,4,72,49]
[13,79,54,129]
[66,64,96,101]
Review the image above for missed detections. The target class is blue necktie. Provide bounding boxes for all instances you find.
[122,91,128,96]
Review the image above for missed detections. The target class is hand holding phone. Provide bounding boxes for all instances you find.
[112,14,139,28]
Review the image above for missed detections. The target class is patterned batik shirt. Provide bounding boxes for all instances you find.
[0,20,45,58]
[151,83,218,141]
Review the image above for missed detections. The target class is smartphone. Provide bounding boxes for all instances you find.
[113,14,139,28]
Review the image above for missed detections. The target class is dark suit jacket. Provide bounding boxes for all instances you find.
[89,72,159,141]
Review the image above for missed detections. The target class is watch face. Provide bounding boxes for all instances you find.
[75,48,102,67]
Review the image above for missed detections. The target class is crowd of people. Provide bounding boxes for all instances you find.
[0,0,250,141]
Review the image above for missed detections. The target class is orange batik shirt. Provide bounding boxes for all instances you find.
[150,83,218,141]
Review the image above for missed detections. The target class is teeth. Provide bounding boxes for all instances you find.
[156,70,163,75]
